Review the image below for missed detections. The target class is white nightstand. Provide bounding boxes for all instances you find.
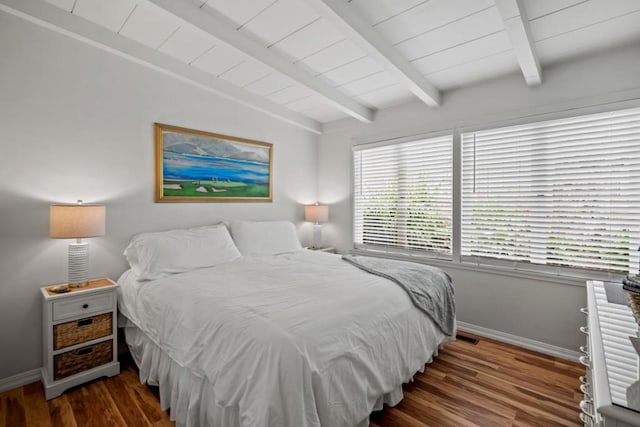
[40,278,120,400]
[306,247,337,254]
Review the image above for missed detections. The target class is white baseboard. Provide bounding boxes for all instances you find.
[0,368,41,393]
[456,321,581,362]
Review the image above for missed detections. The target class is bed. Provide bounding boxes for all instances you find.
[117,221,455,427]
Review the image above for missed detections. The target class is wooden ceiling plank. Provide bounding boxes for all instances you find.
[303,0,441,107]
[272,18,345,62]
[410,32,512,76]
[143,0,374,122]
[494,0,542,85]
[0,0,322,134]
[300,39,364,75]
[157,24,216,64]
[73,0,137,33]
[119,2,182,49]
[201,0,275,28]
[238,0,318,47]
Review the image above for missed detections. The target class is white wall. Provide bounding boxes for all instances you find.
[0,12,318,381]
[317,43,640,354]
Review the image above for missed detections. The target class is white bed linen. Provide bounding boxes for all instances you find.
[118,251,452,427]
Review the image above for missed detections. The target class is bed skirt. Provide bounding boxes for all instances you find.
[124,325,447,427]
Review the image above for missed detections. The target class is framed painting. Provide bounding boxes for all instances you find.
[154,123,273,202]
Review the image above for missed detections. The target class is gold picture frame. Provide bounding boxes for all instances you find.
[154,123,273,202]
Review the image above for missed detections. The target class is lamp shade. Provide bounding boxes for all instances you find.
[304,204,328,223]
[50,204,106,238]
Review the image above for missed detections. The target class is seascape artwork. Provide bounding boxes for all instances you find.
[154,124,272,202]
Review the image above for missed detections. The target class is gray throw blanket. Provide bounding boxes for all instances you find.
[342,255,455,336]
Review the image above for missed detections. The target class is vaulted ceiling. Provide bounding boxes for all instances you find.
[2,0,639,133]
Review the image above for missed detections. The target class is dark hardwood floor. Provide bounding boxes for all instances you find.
[0,332,583,427]
[369,332,583,427]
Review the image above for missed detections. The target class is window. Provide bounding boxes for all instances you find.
[461,107,640,274]
[353,135,452,256]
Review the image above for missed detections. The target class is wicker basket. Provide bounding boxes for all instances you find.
[53,312,112,350]
[628,292,640,328]
[54,340,112,380]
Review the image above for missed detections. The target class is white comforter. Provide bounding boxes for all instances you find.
[118,250,451,427]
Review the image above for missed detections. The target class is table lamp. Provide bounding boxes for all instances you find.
[304,203,329,249]
[50,200,106,287]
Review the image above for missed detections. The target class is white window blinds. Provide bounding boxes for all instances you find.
[353,135,452,256]
[462,107,640,274]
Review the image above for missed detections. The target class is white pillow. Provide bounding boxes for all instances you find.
[124,224,241,281]
[230,220,302,256]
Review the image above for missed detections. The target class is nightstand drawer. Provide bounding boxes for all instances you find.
[53,312,112,350]
[52,293,113,321]
[54,340,112,380]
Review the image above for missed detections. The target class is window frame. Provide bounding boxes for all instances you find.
[352,130,454,260]
[350,100,640,283]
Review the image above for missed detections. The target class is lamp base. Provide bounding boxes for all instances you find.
[68,242,89,287]
[312,224,323,249]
